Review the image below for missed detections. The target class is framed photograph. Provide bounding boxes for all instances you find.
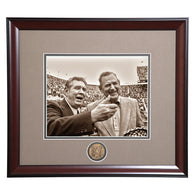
[7,18,188,177]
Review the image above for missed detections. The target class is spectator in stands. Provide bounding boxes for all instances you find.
[88,71,143,136]
[47,76,118,136]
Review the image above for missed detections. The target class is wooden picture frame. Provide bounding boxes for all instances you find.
[7,18,188,177]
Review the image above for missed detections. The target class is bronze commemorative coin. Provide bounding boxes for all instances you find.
[87,142,107,161]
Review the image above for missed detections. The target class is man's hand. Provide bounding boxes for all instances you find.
[91,103,118,123]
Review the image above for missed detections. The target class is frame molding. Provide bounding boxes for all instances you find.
[7,18,188,177]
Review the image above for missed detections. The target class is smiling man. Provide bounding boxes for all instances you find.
[47,76,118,136]
[89,71,144,136]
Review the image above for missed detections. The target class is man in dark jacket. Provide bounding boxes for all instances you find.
[47,76,118,136]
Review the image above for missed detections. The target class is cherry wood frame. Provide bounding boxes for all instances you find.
[7,18,188,177]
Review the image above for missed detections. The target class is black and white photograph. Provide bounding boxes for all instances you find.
[45,54,149,138]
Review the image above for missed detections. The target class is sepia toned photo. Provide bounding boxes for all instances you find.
[45,54,150,139]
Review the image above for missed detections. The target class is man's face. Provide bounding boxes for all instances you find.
[100,74,121,103]
[66,80,87,109]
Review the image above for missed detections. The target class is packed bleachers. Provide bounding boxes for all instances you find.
[47,75,147,104]
[47,74,104,103]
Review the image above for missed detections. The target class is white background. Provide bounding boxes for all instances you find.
[0,0,194,195]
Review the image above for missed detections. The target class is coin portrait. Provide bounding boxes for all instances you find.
[87,142,107,161]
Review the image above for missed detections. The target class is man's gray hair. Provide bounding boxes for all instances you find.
[98,71,120,89]
[65,76,87,89]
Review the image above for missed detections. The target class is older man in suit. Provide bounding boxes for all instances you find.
[47,76,118,136]
[88,72,143,136]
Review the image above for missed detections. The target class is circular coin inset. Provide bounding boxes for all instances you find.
[87,142,107,162]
